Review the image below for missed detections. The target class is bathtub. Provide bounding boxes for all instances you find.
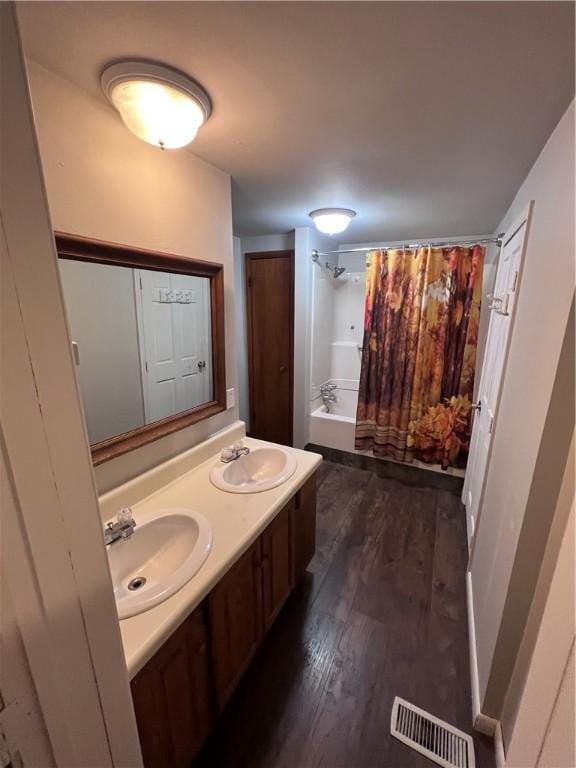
[309,379,466,478]
[309,380,359,453]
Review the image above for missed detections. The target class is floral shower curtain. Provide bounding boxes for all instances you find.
[355,245,484,469]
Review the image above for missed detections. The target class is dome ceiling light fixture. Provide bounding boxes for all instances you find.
[309,208,356,236]
[101,61,212,150]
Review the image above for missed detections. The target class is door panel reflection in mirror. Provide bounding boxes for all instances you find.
[59,260,213,446]
[137,270,212,424]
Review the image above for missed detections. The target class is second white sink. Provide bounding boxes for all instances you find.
[210,447,297,493]
[107,508,212,619]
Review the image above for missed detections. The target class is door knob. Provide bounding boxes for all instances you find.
[470,401,481,412]
[280,365,287,373]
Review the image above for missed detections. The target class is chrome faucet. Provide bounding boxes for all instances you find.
[220,441,250,464]
[104,508,137,546]
[320,382,337,412]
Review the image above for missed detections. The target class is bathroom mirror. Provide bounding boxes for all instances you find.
[56,233,226,464]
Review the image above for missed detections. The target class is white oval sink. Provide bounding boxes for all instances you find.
[107,508,212,619]
[210,447,297,493]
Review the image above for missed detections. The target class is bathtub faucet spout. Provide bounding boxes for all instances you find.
[320,382,337,412]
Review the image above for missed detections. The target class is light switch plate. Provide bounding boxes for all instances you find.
[226,388,235,409]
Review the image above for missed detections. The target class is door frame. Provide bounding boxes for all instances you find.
[2,5,142,764]
[465,202,533,559]
[245,250,295,444]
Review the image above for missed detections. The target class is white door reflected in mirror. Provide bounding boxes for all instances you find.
[59,260,213,445]
[137,269,212,424]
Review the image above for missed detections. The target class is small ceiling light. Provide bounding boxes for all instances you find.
[309,208,356,235]
[101,61,212,149]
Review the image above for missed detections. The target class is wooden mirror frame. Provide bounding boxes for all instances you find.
[55,232,226,465]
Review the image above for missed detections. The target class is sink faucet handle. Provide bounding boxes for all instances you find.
[232,441,250,457]
[117,507,135,525]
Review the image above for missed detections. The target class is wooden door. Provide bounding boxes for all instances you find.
[131,606,214,768]
[291,473,317,583]
[208,541,263,711]
[246,251,294,445]
[261,502,293,631]
[463,203,532,548]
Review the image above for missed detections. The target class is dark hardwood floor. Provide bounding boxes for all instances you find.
[197,460,495,768]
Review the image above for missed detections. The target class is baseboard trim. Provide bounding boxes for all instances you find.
[304,443,464,493]
[466,570,498,738]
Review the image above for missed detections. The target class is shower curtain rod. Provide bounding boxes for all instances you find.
[311,234,504,258]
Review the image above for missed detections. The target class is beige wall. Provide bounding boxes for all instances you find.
[504,445,574,766]
[470,101,575,718]
[538,644,575,768]
[26,62,237,492]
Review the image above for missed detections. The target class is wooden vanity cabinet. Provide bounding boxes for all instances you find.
[291,473,317,583]
[208,500,293,710]
[130,472,317,766]
[208,540,263,711]
[131,605,214,768]
[261,500,293,631]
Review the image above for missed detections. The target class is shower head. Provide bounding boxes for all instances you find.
[322,259,346,279]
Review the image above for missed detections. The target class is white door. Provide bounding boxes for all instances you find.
[463,203,533,546]
[136,270,212,423]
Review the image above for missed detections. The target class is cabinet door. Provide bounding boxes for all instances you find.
[208,540,263,711]
[291,473,317,583]
[131,605,214,768]
[261,501,293,631]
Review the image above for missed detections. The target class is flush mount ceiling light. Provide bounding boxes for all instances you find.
[101,61,212,149]
[309,208,356,236]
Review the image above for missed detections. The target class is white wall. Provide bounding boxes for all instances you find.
[295,227,335,444]
[294,227,312,448]
[233,236,249,426]
[470,101,575,720]
[331,262,365,386]
[26,61,237,493]
[59,259,145,444]
[241,234,294,253]
[310,260,335,400]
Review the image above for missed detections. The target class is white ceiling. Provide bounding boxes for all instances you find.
[18,1,574,243]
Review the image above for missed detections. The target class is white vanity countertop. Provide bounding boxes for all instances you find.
[113,432,322,679]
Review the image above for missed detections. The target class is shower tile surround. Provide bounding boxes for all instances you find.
[309,238,494,475]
